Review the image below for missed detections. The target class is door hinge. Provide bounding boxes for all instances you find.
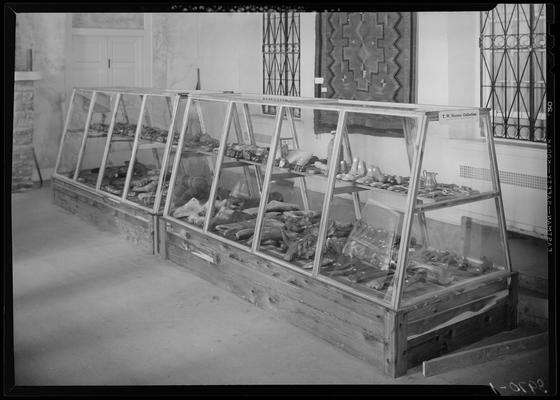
[108,58,111,69]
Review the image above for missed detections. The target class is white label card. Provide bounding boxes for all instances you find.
[314,77,324,84]
[439,110,479,122]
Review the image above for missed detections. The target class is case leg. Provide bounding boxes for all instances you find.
[152,214,158,255]
[384,310,409,378]
[507,272,519,330]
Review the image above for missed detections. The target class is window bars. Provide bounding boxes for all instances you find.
[262,12,301,117]
[480,4,547,142]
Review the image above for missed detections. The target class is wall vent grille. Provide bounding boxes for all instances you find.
[459,165,546,191]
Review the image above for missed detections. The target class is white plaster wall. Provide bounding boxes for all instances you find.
[416,12,547,237]
[13,11,546,236]
[152,12,262,92]
[72,13,144,29]
[417,13,450,106]
[15,13,69,181]
[152,14,204,90]
[149,11,546,236]
[447,12,480,108]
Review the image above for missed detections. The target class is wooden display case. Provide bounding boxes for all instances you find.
[52,87,208,253]
[160,93,517,377]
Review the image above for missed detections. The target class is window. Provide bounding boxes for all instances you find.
[480,4,547,142]
[262,12,301,117]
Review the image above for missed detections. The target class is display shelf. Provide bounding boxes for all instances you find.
[77,132,169,148]
[414,191,499,212]
[172,142,491,214]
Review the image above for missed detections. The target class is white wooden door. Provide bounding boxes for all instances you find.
[71,34,143,88]
[107,37,143,87]
[71,35,108,87]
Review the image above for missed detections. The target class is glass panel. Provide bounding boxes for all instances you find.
[321,198,400,303]
[399,198,508,306]
[416,117,493,206]
[75,91,116,188]
[317,114,415,303]
[206,103,269,248]
[250,107,333,270]
[157,95,189,213]
[167,99,225,227]
[124,95,175,209]
[99,93,143,197]
[56,89,92,178]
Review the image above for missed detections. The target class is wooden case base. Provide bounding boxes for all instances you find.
[52,177,157,254]
[160,216,518,377]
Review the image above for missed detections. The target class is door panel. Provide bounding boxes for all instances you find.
[108,37,142,87]
[110,66,138,87]
[110,38,138,62]
[71,35,108,87]
[70,34,143,89]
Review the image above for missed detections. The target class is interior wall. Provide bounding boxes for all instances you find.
[14,13,69,182]
[14,12,150,181]
[152,12,262,93]
[71,13,144,29]
[13,11,546,237]
[416,12,547,237]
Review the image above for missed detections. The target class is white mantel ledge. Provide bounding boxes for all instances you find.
[15,71,42,81]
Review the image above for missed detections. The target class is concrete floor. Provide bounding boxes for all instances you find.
[10,184,552,393]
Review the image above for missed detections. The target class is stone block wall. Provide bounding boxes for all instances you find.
[13,80,36,192]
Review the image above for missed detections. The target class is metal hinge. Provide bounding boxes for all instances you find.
[108,58,111,69]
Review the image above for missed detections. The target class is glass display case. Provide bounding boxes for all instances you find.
[161,92,517,377]
[52,87,204,253]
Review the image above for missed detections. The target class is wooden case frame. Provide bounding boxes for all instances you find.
[52,87,195,254]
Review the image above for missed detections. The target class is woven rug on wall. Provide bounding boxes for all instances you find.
[314,12,417,137]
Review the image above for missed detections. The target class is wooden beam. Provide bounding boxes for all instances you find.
[422,332,548,377]
[384,310,409,377]
[518,272,548,296]
[506,272,519,330]
[407,298,510,368]
[518,290,548,330]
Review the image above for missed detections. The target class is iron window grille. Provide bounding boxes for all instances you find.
[480,4,547,142]
[262,12,301,117]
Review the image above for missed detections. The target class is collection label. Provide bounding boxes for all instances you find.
[439,110,480,122]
